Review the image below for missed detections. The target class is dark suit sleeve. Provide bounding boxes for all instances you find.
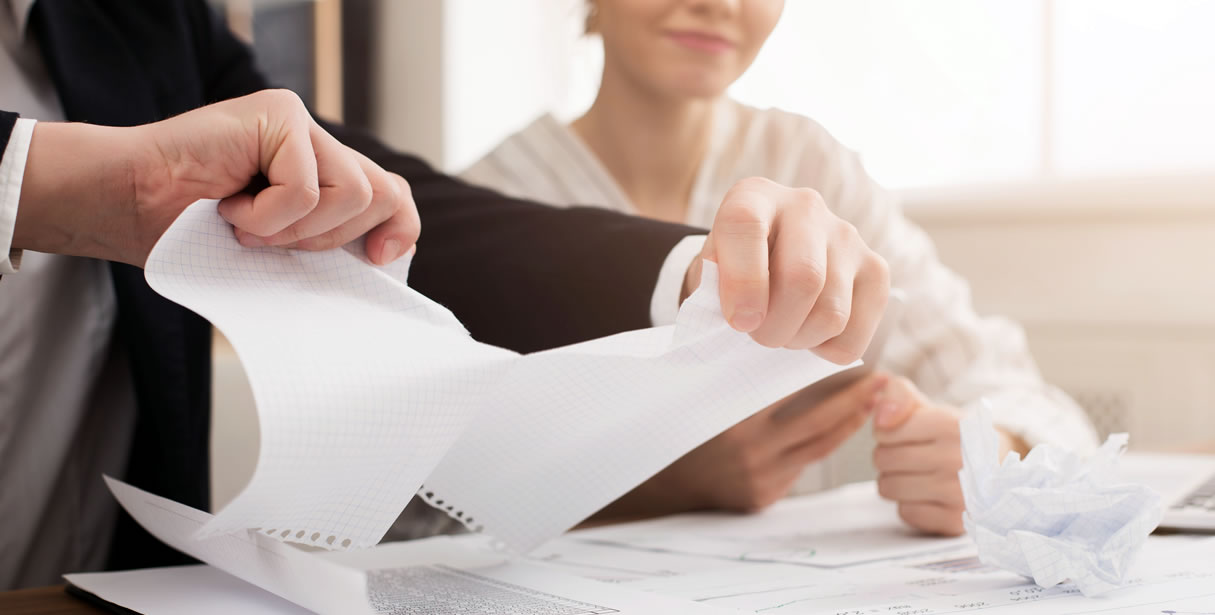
[0,110,16,165]
[185,3,702,352]
[1,110,19,280]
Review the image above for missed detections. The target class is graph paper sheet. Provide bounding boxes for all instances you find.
[83,479,731,615]
[145,201,516,550]
[144,200,851,552]
[958,407,1163,596]
[98,477,373,615]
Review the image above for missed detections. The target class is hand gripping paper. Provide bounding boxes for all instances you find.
[144,201,852,552]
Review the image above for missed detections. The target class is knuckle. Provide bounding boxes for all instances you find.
[792,186,825,209]
[784,256,827,294]
[869,251,891,284]
[297,183,322,213]
[353,176,374,211]
[833,219,861,243]
[382,173,408,205]
[717,199,768,234]
[398,204,422,245]
[734,176,775,194]
[810,302,851,337]
[263,88,306,112]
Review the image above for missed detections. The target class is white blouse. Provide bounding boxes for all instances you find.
[461,100,1098,493]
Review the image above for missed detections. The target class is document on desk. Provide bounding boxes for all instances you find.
[73,478,729,615]
[618,538,1215,614]
[520,486,1215,614]
[143,200,851,552]
[569,482,972,568]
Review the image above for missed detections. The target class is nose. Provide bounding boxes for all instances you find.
[686,0,740,19]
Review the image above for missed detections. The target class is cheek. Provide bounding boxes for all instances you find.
[737,3,784,64]
[603,30,668,81]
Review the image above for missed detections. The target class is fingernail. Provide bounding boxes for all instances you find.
[731,309,763,332]
[876,400,901,426]
[240,234,266,248]
[380,239,402,264]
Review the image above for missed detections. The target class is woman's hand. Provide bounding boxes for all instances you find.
[595,373,888,520]
[871,375,1029,535]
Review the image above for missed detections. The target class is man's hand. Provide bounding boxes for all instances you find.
[871,375,1030,535]
[14,89,419,267]
[595,373,889,520]
[685,178,890,364]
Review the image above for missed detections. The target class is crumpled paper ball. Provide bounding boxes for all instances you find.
[958,408,1163,596]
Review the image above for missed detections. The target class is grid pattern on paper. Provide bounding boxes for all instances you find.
[145,202,516,549]
[421,262,853,552]
[366,566,618,615]
[146,203,851,553]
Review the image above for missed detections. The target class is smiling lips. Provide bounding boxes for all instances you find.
[667,30,735,53]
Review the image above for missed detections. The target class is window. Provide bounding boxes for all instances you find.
[728,0,1215,189]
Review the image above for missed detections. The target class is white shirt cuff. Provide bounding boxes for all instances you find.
[967,389,1100,454]
[649,235,707,326]
[0,118,36,274]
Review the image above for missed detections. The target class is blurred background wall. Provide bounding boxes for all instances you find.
[209,0,1215,509]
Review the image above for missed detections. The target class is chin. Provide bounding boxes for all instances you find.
[659,71,733,100]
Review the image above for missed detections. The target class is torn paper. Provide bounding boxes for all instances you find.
[93,478,732,615]
[144,200,852,553]
[958,407,1163,596]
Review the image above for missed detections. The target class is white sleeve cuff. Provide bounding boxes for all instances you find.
[0,118,36,274]
[649,235,707,326]
[967,389,1101,455]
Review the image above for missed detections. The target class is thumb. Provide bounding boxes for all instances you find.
[827,371,892,414]
[872,377,918,431]
[706,226,771,333]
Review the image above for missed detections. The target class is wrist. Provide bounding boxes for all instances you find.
[14,122,142,263]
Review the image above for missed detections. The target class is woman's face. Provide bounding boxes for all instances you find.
[592,0,784,100]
